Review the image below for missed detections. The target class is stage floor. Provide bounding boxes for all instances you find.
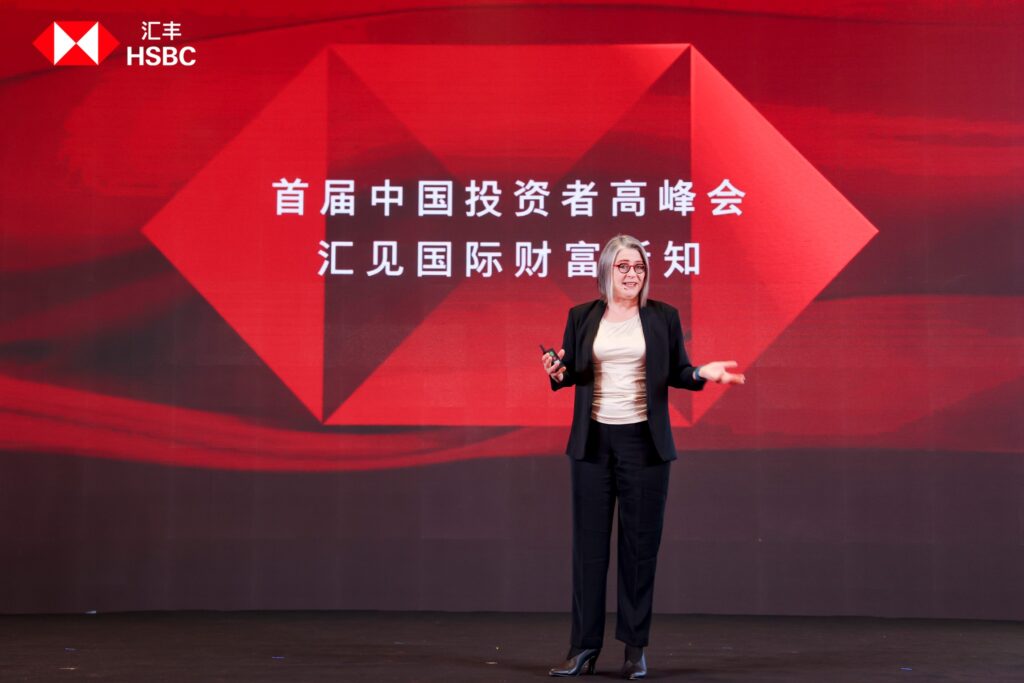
[1,611,1021,681]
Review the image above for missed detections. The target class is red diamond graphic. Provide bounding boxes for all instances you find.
[142,45,876,427]
[688,48,878,422]
[143,52,327,418]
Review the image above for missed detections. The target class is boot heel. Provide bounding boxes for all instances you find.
[548,648,601,676]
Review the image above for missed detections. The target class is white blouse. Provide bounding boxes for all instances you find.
[591,314,648,424]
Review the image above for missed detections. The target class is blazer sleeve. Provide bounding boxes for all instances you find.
[550,308,577,391]
[667,305,707,391]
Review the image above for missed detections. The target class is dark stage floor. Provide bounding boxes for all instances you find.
[1,611,1021,682]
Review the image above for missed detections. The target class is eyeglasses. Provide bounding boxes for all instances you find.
[615,263,646,275]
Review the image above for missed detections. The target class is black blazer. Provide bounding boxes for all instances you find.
[550,299,706,462]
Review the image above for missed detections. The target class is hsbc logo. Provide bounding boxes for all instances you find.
[33,21,119,66]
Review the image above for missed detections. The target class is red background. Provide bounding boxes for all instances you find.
[1,1,1021,618]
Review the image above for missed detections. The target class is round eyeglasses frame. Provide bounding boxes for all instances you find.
[615,263,647,275]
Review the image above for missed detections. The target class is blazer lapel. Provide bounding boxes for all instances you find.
[579,300,606,371]
[639,304,655,400]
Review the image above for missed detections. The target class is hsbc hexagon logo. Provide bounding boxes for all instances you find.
[143,44,877,427]
[33,21,119,66]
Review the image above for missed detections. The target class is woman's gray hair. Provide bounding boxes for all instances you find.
[597,234,650,307]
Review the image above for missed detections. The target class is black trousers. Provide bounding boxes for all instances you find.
[570,420,671,649]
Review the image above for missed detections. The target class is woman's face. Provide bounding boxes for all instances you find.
[611,248,646,302]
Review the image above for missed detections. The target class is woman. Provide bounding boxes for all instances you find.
[542,234,745,679]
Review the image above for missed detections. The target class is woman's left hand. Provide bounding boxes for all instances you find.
[699,361,746,385]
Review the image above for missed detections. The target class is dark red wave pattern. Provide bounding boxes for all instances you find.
[2,295,1020,471]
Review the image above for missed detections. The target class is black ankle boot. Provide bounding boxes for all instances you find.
[621,648,647,679]
[549,648,600,676]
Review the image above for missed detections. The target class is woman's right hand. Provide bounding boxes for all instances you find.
[541,348,567,383]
